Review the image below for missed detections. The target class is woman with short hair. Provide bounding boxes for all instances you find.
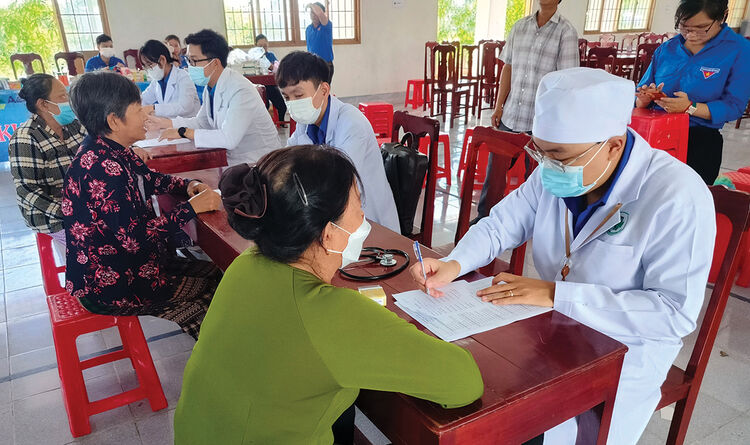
[174,145,483,444]
[63,70,222,339]
[140,39,201,118]
[9,74,86,245]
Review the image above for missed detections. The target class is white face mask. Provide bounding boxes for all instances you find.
[286,85,324,125]
[326,216,371,268]
[100,47,116,59]
[147,62,165,81]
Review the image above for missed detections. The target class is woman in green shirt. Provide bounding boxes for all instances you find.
[174,145,484,444]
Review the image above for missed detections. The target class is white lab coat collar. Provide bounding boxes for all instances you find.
[202,68,232,126]
[567,129,651,252]
[159,66,180,103]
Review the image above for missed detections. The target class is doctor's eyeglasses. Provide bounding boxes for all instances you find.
[523,139,604,172]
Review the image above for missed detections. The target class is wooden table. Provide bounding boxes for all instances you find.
[176,169,627,444]
[143,140,227,174]
[245,73,276,86]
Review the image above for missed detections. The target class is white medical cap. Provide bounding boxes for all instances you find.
[532,67,635,144]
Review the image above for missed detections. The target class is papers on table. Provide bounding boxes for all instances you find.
[393,277,551,342]
[133,137,191,148]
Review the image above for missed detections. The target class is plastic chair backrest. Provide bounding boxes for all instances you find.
[55,52,85,76]
[633,43,660,82]
[35,232,66,296]
[480,41,503,85]
[123,49,142,70]
[391,111,441,248]
[431,44,459,87]
[460,44,480,80]
[424,41,438,82]
[10,53,44,79]
[587,46,618,70]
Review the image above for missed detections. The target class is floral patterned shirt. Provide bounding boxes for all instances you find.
[62,135,196,311]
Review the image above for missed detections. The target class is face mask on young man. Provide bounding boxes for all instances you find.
[188,59,215,87]
[100,47,116,59]
[286,84,326,125]
[538,140,612,198]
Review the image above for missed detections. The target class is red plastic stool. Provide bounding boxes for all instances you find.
[629,108,689,163]
[359,102,394,140]
[457,128,489,190]
[718,172,750,287]
[418,133,452,185]
[738,166,750,175]
[36,234,167,437]
[405,79,426,109]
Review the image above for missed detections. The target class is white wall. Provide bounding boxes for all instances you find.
[102,0,438,98]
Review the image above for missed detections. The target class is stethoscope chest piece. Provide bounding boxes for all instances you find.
[338,247,410,281]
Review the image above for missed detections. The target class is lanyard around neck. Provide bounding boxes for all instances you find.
[561,202,623,281]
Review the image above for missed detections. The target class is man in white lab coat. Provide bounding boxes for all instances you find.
[277,51,400,233]
[150,29,281,166]
[410,68,716,445]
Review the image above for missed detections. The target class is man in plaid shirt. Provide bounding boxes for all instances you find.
[477,0,579,218]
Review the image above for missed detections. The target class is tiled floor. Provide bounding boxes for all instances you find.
[0,92,749,444]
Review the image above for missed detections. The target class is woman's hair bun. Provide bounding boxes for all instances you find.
[219,163,268,219]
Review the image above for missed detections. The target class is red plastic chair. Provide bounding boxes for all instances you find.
[54,52,85,76]
[423,41,438,112]
[390,111,441,247]
[455,127,533,277]
[405,79,427,109]
[735,100,750,129]
[657,186,750,445]
[629,108,689,163]
[578,38,589,65]
[712,172,750,287]
[418,133,451,185]
[359,102,394,140]
[458,128,486,190]
[36,233,167,437]
[123,49,142,70]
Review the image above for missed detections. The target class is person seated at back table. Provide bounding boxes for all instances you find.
[173,145,483,444]
[140,40,200,119]
[278,51,400,233]
[165,34,190,69]
[63,70,223,340]
[147,29,281,166]
[9,74,87,249]
[85,33,125,72]
[254,33,287,124]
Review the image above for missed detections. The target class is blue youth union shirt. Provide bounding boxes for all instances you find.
[85,54,126,72]
[306,21,334,62]
[638,24,750,129]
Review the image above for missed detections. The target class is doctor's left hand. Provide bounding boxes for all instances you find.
[476,273,555,307]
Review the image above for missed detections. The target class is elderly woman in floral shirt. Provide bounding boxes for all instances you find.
[63,71,223,339]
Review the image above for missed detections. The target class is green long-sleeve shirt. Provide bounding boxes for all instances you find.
[174,250,483,445]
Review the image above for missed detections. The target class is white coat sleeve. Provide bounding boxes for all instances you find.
[554,187,716,341]
[141,81,158,106]
[444,170,541,275]
[172,96,211,130]
[154,74,201,118]
[190,88,256,150]
[287,125,303,146]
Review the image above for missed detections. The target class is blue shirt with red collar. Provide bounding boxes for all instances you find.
[306,96,332,144]
[563,131,634,238]
[638,24,750,129]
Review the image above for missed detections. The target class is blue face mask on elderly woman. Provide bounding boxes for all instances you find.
[45,100,77,126]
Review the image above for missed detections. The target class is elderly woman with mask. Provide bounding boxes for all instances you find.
[63,70,222,339]
[174,145,484,445]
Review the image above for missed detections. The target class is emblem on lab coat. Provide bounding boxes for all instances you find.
[700,67,720,79]
[607,211,629,235]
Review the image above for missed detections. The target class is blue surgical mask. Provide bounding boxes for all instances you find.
[46,100,76,126]
[188,60,213,87]
[540,141,611,198]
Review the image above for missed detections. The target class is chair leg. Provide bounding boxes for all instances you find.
[443,138,452,186]
[53,326,92,437]
[666,392,699,445]
[118,318,168,411]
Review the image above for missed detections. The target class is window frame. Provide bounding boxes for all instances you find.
[223,0,361,49]
[51,0,112,55]
[583,0,656,35]
[727,0,750,30]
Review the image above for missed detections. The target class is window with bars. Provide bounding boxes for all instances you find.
[224,0,360,47]
[728,0,749,28]
[584,0,655,34]
[52,0,108,52]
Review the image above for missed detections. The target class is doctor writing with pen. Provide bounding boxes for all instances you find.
[410,68,715,445]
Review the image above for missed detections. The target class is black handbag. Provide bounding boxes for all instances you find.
[380,133,429,236]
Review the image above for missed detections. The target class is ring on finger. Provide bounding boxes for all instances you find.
[508,290,513,297]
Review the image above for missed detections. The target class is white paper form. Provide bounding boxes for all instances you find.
[133,137,191,148]
[393,277,551,342]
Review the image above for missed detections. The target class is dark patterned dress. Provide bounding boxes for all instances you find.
[62,135,221,339]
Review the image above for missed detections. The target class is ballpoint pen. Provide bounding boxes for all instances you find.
[413,241,430,295]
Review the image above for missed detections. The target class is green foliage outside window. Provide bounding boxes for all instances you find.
[0,0,64,80]
[505,0,528,37]
[437,0,477,45]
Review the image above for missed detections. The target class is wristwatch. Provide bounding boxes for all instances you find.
[686,102,697,116]
[177,127,187,138]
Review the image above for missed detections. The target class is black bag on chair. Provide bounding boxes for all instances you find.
[380,133,429,236]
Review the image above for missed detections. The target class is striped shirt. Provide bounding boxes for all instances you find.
[500,10,580,132]
[9,114,86,233]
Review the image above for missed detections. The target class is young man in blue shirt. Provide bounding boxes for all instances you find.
[84,34,125,72]
[636,0,750,184]
[254,34,287,123]
[305,2,334,82]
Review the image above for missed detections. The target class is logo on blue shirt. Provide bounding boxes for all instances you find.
[700,67,720,79]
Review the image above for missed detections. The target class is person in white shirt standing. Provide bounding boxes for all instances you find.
[277,51,400,233]
[140,40,200,119]
[148,29,281,166]
[476,0,579,220]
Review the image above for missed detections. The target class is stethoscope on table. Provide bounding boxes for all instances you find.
[338,247,411,281]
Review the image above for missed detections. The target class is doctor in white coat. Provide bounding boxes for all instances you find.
[150,29,280,166]
[139,40,200,119]
[277,51,400,233]
[410,68,716,445]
